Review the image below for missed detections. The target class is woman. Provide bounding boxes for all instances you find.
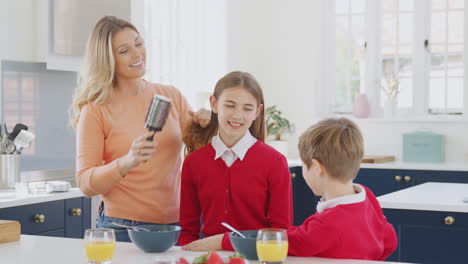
[70,16,209,242]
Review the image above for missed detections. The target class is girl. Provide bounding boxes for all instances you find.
[71,16,209,242]
[179,71,293,251]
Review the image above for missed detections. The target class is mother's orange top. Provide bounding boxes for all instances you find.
[76,83,191,223]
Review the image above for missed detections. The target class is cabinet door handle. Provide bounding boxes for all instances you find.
[34,214,45,223]
[404,176,412,182]
[71,208,82,216]
[445,216,455,225]
[395,175,402,182]
[291,173,296,178]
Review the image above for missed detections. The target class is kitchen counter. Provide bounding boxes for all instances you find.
[378,182,468,212]
[0,168,85,208]
[288,159,468,171]
[0,235,409,264]
[0,188,84,209]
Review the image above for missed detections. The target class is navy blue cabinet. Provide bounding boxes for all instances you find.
[0,197,91,238]
[356,168,468,196]
[385,209,468,264]
[355,168,412,196]
[290,166,319,226]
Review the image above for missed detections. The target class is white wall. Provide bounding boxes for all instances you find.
[0,0,42,62]
[227,0,325,159]
[226,0,468,163]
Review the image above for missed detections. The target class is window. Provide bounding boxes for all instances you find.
[329,0,466,118]
[428,0,465,114]
[334,0,367,113]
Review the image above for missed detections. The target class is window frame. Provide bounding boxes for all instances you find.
[326,0,468,121]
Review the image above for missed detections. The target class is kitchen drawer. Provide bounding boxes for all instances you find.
[385,209,468,228]
[65,197,85,238]
[384,208,468,264]
[0,200,65,234]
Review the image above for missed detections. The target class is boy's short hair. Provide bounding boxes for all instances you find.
[298,118,364,182]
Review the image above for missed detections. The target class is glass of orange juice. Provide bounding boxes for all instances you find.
[84,228,116,264]
[256,228,288,264]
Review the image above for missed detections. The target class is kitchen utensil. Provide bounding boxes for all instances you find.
[13,130,34,154]
[1,139,15,155]
[0,220,20,243]
[128,224,181,253]
[229,230,259,260]
[7,124,28,142]
[222,222,246,238]
[0,154,20,189]
[3,124,8,137]
[144,95,171,141]
[111,222,151,232]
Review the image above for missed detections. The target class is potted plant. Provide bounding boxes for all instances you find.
[265,105,294,156]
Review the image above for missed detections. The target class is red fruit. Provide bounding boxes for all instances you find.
[227,257,246,264]
[177,257,190,264]
[207,251,224,264]
[193,254,208,264]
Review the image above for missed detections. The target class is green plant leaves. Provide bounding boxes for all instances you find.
[265,105,293,141]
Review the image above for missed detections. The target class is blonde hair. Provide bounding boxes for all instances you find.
[298,118,364,182]
[69,16,139,127]
[183,71,266,155]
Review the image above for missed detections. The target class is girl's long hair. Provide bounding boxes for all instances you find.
[183,71,266,155]
[69,16,139,128]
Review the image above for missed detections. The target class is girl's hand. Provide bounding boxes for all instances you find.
[117,131,157,176]
[182,234,223,251]
[190,108,211,128]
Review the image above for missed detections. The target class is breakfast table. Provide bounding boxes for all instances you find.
[0,235,411,264]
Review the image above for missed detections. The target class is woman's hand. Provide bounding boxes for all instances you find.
[117,131,157,176]
[189,108,211,128]
[182,234,223,251]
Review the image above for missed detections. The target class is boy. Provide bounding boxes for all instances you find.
[287,118,397,260]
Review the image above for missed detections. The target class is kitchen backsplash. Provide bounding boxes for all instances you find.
[1,60,76,171]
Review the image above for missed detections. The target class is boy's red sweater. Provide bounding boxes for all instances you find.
[288,186,397,260]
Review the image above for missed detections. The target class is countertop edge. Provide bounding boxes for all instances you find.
[0,188,85,209]
[288,159,468,171]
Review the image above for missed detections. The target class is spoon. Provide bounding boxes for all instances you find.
[111,222,151,232]
[221,222,246,238]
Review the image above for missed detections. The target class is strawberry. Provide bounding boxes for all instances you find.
[226,257,246,264]
[207,251,224,264]
[193,254,208,264]
[177,257,190,264]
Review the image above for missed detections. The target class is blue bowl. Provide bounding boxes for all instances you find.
[229,230,258,260]
[128,225,181,253]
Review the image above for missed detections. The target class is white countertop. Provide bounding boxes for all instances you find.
[0,235,409,264]
[0,188,84,209]
[378,182,468,213]
[288,159,468,171]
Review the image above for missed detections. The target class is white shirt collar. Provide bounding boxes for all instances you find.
[211,130,257,161]
[316,184,366,213]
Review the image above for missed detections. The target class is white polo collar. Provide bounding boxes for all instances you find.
[211,130,257,161]
[316,184,366,213]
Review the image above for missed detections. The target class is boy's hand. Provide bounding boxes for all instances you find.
[182,234,223,251]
